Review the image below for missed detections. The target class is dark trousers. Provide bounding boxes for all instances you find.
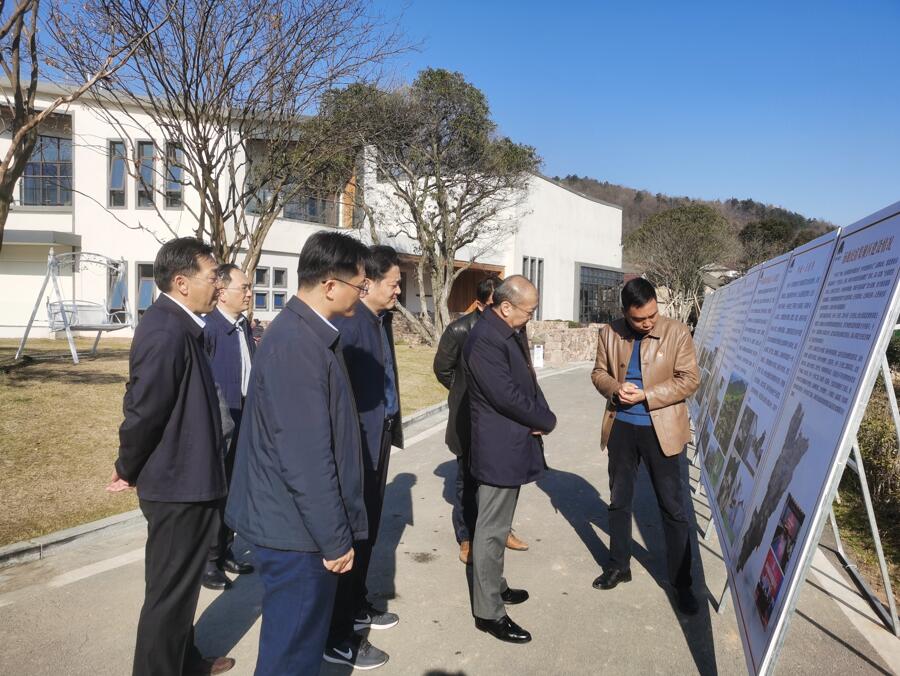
[133,499,217,676]
[607,420,693,589]
[253,545,338,676]
[451,452,478,543]
[328,422,393,643]
[208,408,241,567]
[472,484,518,619]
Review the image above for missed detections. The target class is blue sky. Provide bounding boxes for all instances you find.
[375,1,900,226]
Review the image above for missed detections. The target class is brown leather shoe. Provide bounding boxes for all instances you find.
[185,656,236,675]
[459,540,472,565]
[506,531,529,551]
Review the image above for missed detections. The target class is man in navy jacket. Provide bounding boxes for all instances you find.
[464,275,557,645]
[201,263,255,590]
[108,237,234,676]
[226,231,374,675]
[326,245,403,670]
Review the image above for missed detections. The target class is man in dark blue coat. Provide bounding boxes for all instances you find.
[225,231,376,675]
[201,263,255,590]
[463,275,557,644]
[108,237,235,676]
[326,245,403,670]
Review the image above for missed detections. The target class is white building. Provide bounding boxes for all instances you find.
[0,86,624,340]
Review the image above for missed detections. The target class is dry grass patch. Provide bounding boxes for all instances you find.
[0,338,444,546]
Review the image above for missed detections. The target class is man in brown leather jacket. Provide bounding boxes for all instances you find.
[590,278,701,615]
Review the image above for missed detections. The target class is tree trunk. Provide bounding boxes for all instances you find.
[0,195,11,255]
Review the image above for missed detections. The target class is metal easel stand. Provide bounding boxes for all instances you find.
[826,352,900,636]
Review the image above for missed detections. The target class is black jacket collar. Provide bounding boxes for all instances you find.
[483,306,517,339]
[156,294,205,339]
[287,295,340,349]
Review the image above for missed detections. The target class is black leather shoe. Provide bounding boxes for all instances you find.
[592,568,632,590]
[676,587,700,616]
[222,558,254,575]
[474,615,531,643]
[202,567,232,591]
[500,587,529,605]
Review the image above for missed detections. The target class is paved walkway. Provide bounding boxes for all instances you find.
[1,365,898,675]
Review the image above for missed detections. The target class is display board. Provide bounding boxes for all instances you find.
[689,201,900,675]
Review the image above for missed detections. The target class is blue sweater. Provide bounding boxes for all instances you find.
[616,336,653,426]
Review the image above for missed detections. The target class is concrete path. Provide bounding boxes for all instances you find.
[1,365,898,675]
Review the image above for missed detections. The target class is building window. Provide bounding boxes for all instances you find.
[136,263,156,320]
[108,140,127,208]
[107,264,128,323]
[165,142,184,208]
[253,265,287,310]
[255,267,269,287]
[522,256,544,320]
[283,193,338,226]
[273,267,287,288]
[579,265,623,324]
[20,135,72,206]
[136,141,156,207]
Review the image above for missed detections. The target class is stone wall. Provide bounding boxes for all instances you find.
[526,320,603,366]
[391,313,605,366]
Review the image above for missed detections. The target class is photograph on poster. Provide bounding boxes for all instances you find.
[733,405,766,475]
[704,441,726,490]
[754,549,784,629]
[706,374,726,424]
[698,414,714,457]
[714,373,749,450]
[736,401,810,573]
[716,457,752,544]
[771,496,805,571]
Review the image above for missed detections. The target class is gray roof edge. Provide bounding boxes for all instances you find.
[532,173,624,211]
[5,229,81,247]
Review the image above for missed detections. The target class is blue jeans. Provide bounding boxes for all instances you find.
[253,545,338,676]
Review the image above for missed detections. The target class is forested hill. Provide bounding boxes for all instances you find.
[553,174,836,238]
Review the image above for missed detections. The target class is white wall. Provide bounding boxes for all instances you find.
[508,175,623,320]
[0,90,624,338]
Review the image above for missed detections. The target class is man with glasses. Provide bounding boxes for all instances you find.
[201,263,255,591]
[463,275,556,644]
[108,237,235,675]
[226,231,370,675]
[325,245,404,670]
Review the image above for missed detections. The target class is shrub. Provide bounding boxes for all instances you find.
[851,376,900,516]
[887,330,900,370]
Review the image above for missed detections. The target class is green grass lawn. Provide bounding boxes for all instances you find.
[0,337,444,547]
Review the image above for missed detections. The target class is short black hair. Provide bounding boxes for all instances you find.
[215,263,241,287]
[621,278,657,310]
[476,275,499,304]
[297,231,369,290]
[154,237,215,292]
[366,245,400,281]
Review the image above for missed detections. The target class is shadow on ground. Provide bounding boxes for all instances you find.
[536,459,720,676]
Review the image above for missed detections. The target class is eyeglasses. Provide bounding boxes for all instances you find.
[508,301,537,318]
[327,278,369,296]
[223,284,252,293]
[188,275,219,286]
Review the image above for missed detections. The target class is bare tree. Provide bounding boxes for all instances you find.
[0,0,166,253]
[625,203,740,322]
[325,70,540,343]
[52,0,401,274]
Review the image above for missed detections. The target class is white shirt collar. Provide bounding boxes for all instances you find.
[163,293,206,329]
[310,306,338,332]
